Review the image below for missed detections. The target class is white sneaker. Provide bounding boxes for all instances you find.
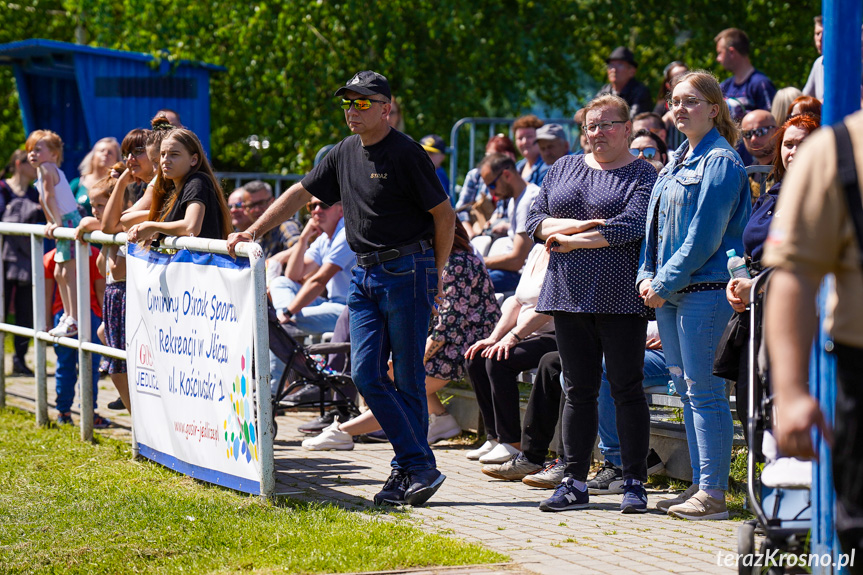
[301,419,354,451]
[49,316,78,337]
[466,439,499,460]
[479,442,520,464]
[428,412,461,443]
[761,457,813,489]
[47,313,67,336]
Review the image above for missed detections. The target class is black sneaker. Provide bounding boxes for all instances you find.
[403,468,446,506]
[373,469,409,506]
[539,477,589,512]
[297,407,348,435]
[646,448,666,476]
[11,359,34,377]
[586,460,624,495]
[283,383,328,406]
[107,398,126,411]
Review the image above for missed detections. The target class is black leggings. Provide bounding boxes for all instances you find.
[4,276,32,363]
[556,312,650,482]
[466,334,557,444]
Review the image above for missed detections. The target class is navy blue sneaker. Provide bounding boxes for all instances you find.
[539,477,589,512]
[373,469,409,506]
[620,479,648,514]
[56,412,73,425]
[404,468,446,506]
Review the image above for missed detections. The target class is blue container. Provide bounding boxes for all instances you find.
[0,39,224,180]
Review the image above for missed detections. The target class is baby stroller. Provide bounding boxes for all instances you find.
[737,269,812,575]
[266,302,360,434]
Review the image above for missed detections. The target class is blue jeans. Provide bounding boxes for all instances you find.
[348,250,437,472]
[597,348,670,467]
[54,309,102,414]
[656,289,734,491]
[269,277,345,335]
[487,268,520,293]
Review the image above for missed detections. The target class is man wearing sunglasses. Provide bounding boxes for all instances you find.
[740,110,777,203]
[478,153,540,293]
[227,70,455,508]
[270,200,353,336]
[239,180,300,259]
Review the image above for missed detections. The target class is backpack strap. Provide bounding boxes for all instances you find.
[834,121,863,269]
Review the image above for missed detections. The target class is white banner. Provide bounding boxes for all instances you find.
[126,243,261,493]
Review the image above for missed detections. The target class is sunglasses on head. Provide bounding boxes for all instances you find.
[630,147,658,160]
[742,126,775,140]
[340,98,388,111]
[306,200,331,212]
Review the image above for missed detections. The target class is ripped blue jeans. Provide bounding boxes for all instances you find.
[655,289,734,491]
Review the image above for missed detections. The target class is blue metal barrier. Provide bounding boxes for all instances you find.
[814,1,862,572]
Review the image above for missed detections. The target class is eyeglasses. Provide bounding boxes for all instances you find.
[741,126,775,140]
[306,200,331,212]
[340,98,388,111]
[485,171,505,191]
[124,147,147,159]
[582,121,627,134]
[666,97,709,109]
[243,198,270,210]
[630,147,658,160]
[228,201,245,210]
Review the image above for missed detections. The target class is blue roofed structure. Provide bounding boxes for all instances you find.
[0,39,224,180]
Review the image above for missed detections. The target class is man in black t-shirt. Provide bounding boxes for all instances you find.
[228,70,456,507]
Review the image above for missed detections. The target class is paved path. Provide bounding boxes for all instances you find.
[3,364,740,575]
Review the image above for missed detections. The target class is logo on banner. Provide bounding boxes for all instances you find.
[223,346,259,464]
[129,319,160,397]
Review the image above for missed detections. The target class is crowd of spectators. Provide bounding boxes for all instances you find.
[4,18,841,520]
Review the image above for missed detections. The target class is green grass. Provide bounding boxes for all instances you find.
[0,407,506,574]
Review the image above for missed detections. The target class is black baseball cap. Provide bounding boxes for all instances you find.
[334,70,392,100]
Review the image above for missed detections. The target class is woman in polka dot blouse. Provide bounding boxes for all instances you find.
[525,94,657,513]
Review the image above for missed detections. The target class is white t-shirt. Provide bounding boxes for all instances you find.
[514,244,554,335]
[304,218,355,304]
[507,183,541,239]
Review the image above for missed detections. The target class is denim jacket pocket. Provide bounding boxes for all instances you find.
[670,170,702,206]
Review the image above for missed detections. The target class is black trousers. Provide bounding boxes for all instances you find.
[521,351,565,465]
[4,276,32,363]
[466,334,557,444]
[833,342,863,572]
[556,312,649,482]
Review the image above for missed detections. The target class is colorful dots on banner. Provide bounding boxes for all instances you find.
[222,347,258,464]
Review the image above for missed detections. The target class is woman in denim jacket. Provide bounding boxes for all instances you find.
[637,71,751,520]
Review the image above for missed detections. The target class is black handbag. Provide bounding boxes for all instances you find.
[713,309,750,380]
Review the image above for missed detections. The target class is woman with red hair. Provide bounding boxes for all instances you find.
[725,112,821,422]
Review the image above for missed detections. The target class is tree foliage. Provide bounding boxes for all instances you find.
[0,0,820,174]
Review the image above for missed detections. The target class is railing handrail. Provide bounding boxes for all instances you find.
[0,221,274,497]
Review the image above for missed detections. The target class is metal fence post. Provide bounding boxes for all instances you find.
[0,235,5,409]
[249,243,274,498]
[30,234,47,425]
[75,238,93,441]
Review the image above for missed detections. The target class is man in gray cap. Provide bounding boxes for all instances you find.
[227,70,456,507]
[535,123,570,167]
[595,46,653,117]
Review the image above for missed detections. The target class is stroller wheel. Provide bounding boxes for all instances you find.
[737,520,756,575]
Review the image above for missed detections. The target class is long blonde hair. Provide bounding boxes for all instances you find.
[673,70,741,147]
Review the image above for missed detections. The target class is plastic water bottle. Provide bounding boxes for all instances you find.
[726,249,750,279]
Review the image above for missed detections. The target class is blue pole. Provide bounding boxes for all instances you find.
[814,1,861,573]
